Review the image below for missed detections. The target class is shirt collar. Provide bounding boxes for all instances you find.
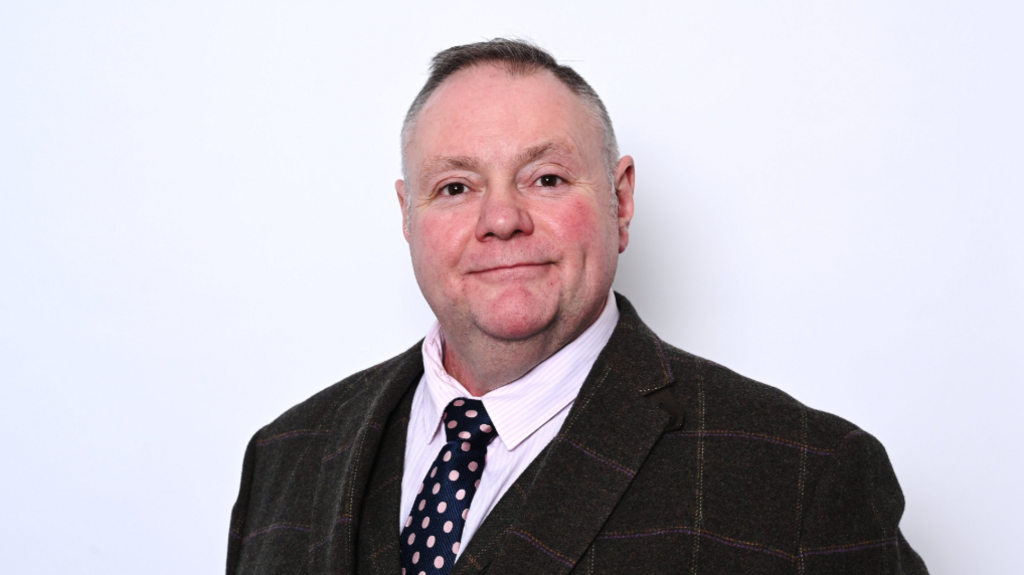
[419,290,620,450]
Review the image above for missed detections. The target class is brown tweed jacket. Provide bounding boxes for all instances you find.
[228,293,927,574]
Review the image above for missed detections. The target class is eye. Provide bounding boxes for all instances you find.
[537,174,563,187]
[442,182,467,196]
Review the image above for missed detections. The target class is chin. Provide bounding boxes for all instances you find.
[469,288,559,342]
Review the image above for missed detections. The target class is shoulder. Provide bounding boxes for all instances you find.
[252,342,424,442]
[658,341,861,453]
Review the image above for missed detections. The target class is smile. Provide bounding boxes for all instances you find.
[468,262,553,278]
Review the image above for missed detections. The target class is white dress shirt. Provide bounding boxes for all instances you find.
[399,291,620,559]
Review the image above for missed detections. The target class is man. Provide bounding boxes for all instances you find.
[227,39,927,575]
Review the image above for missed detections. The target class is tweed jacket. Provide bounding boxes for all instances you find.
[228,294,927,574]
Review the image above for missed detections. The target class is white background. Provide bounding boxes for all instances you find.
[2,1,1021,573]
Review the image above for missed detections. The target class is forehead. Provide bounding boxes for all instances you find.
[407,64,603,175]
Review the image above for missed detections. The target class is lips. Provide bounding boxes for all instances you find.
[468,262,551,274]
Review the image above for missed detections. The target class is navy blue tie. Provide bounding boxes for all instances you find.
[401,398,498,575]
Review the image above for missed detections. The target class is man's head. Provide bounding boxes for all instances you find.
[396,39,635,388]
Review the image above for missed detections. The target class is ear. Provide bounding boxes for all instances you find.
[395,179,411,242]
[613,156,636,253]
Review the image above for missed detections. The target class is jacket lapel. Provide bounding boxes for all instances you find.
[306,343,424,575]
[358,380,418,575]
[483,293,679,575]
[448,442,552,575]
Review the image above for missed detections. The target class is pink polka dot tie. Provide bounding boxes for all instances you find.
[401,398,498,575]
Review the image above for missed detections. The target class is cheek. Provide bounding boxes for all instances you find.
[411,212,468,272]
[546,196,613,255]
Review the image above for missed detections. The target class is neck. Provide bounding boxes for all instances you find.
[440,299,608,397]
[442,336,555,397]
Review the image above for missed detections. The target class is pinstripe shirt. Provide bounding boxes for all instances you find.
[400,290,619,558]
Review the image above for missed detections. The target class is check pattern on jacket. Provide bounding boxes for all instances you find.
[228,294,928,574]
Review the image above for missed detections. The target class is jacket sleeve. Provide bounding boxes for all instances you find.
[226,431,261,575]
[797,430,928,574]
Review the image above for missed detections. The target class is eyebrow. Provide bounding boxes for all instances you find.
[420,156,481,183]
[419,141,576,183]
[513,142,574,167]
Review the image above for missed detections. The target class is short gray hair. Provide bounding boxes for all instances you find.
[401,39,620,188]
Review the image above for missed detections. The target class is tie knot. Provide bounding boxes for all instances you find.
[442,398,498,446]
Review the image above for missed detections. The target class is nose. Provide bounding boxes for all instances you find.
[475,183,534,241]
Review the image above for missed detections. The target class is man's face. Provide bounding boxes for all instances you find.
[398,64,634,346]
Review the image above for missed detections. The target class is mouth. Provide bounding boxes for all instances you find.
[473,262,549,272]
[467,262,553,279]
